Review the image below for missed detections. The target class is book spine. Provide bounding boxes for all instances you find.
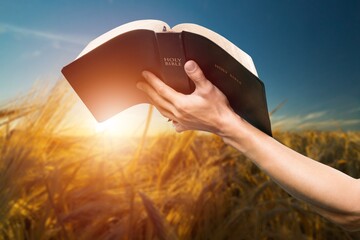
[155,32,193,94]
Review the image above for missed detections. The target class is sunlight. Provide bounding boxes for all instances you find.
[93,107,146,136]
[95,116,118,133]
[91,104,172,137]
[68,100,174,137]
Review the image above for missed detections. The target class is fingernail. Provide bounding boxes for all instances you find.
[142,71,148,79]
[136,82,143,90]
[185,60,196,72]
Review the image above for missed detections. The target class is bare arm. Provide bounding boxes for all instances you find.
[136,60,360,231]
[223,113,360,231]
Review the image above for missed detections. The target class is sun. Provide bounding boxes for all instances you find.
[93,108,145,136]
[71,103,173,137]
[95,117,118,133]
[93,104,170,137]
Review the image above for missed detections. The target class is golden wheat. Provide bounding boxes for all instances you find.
[0,80,359,239]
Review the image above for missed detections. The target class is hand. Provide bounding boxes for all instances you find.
[138,62,360,232]
[136,60,237,135]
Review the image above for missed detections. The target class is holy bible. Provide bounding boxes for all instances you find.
[61,19,272,136]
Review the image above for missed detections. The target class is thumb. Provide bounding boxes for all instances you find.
[184,60,210,89]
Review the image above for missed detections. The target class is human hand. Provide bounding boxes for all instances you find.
[136,60,238,136]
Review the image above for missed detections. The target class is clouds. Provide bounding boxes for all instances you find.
[21,50,42,59]
[0,22,93,102]
[272,110,360,131]
[348,107,360,114]
[0,22,89,46]
[0,22,91,61]
[297,119,360,130]
[302,111,327,121]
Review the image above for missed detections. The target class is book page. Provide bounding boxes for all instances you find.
[77,19,170,59]
[172,23,258,77]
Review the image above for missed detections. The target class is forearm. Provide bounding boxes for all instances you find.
[220,112,360,230]
[139,61,360,229]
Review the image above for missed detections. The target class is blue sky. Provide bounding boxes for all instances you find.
[0,0,359,131]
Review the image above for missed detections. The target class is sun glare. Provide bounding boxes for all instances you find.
[91,104,171,137]
[94,111,144,136]
[71,103,173,137]
[95,116,137,135]
[95,117,118,133]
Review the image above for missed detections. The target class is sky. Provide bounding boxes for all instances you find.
[0,0,359,132]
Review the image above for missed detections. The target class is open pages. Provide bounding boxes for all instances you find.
[77,20,169,58]
[77,19,258,77]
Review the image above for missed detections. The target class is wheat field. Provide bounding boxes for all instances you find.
[1,81,360,240]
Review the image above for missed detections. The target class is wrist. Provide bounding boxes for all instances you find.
[217,111,260,154]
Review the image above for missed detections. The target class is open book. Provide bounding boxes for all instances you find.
[62,19,272,135]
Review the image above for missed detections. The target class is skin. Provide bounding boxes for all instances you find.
[136,60,360,231]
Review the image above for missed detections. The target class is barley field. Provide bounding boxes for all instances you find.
[1,81,360,240]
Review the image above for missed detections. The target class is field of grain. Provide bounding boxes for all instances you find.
[1,81,360,240]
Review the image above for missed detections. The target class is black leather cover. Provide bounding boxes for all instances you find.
[62,30,272,136]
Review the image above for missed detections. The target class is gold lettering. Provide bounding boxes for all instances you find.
[163,57,182,67]
[214,64,242,85]
[214,64,228,74]
[230,73,242,85]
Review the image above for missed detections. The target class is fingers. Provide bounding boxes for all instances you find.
[141,71,183,104]
[136,79,187,133]
[184,60,211,90]
[137,61,221,134]
[172,122,186,132]
[136,81,177,116]
[155,105,177,122]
